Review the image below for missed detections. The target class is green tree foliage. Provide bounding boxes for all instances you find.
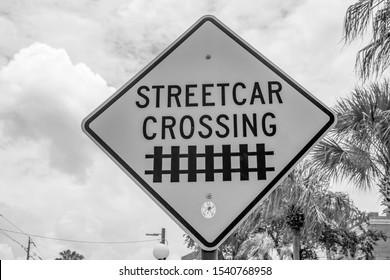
[344,0,390,79]
[337,226,387,259]
[319,223,343,259]
[312,80,390,213]
[235,233,274,260]
[357,229,387,259]
[185,161,366,260]
[255,214,291,259]
[55,249,85,260]
[255,161,360,259]
[300,243,318,260]
[318,217,387,259]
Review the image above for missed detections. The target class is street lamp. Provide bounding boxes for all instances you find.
[146,228,169,260]
[153,243,169,260]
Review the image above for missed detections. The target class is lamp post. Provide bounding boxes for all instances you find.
[146,228,169,260]
[146,227,166,244]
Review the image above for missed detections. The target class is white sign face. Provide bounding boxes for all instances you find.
[82,15,336,250]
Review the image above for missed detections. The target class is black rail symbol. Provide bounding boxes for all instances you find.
[145,144,275,183]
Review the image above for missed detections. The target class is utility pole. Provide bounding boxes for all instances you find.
[26,237,31,260]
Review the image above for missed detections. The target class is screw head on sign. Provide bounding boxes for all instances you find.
[206,193,212,199]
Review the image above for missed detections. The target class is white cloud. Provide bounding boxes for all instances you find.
[0,243,15,259]
[0,42,112,181]
[0,0,359,96]
[0,43,189,260]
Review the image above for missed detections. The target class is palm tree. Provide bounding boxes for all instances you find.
[242,160,359,259]
[311,80,390,213]
[185,160,363,260]
[344,0,390,79]
[236,233,274,260]
[55,249,85,260]
[254,214,291,259]
[285,204,305,260]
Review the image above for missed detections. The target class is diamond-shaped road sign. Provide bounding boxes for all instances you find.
[82,15,336,250]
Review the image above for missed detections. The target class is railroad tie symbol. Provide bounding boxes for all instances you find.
[145,144,275,183]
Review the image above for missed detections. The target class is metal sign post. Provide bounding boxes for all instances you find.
[201,249,218,260]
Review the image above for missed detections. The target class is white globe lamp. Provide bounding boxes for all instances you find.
[153,243,169,260]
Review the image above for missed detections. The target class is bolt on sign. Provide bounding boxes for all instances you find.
[82,15,336,250]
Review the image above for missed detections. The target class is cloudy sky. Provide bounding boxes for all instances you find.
[0,0,385,260]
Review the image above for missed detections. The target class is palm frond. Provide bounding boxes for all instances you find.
[333,85,384,139]
[343,0,390,79]
[311,137,351,182]
[356,34,390,79]
[311,80,390,188]
[313,137,379,189]
[344,0,379,42]
[236,233,274,260]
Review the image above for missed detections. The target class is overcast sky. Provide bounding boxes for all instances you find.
[0,0,385,260]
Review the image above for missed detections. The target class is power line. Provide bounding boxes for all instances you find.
[0,213,43,259]
[0,228,160,244]
[0,230,26,249]
[32,240,45,259]
[0,213,28,235]
[0,230,36,260]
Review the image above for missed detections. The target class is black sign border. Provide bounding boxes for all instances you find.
[83,15,336,250]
